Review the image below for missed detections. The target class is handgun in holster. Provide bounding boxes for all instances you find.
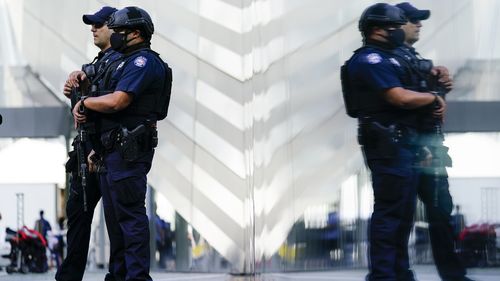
[117,125,147,162]
[358,120,402,157]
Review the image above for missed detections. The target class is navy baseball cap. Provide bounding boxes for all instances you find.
[396,2,430,21]
[82,6,118,25]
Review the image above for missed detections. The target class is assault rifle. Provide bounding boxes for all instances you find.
[71,86,89,212]
[415,59,452,207]
[69,64,98,212]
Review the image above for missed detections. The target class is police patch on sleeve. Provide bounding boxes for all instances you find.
[134,56,148,67]
[366,53,382,64]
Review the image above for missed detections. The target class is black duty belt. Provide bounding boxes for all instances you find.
[100,124,158,162]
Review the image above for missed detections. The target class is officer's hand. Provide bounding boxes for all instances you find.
[433,95,446,121]
[88,150,97,173]
[72,100,87,127]
[64,71,88,97]
[420,146,433,167]
[431,66,453,91]
[68,71,88,86]
[63,84,72,98]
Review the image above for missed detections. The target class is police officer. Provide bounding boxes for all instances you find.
[395,3,473,281]
[341,3,446,281]
[72,6,171,281]
[56,6,120,281]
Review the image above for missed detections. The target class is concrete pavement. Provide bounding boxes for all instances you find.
[0,265,498,280]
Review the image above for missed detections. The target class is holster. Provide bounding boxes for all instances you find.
[358,119,417,159]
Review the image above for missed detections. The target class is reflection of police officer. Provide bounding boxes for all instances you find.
[341,3,446,281]
[73,6,171,281]
[56,6,120,281]
[395,3,473,281]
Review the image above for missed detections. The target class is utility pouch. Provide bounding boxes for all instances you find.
[433,145,453,167]
[101,129,118,152]
[358,122,376,147]
[65,150,78,173]
[151,129,158,148]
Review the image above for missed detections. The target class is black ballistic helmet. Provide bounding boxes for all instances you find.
[358,3,407,36]
[107,6,154,40]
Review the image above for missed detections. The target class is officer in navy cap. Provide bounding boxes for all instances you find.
[82,6,119,25]
[341,3,446,280]
[56,5,120,281]
[64,6,120,95]
[396,2,430,23]
[395,2,473,281]
[72,6,172,281]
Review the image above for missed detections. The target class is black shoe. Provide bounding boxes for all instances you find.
[443,277,474,281]
[104,273,116,281]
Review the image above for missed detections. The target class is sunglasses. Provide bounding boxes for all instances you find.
[92,22,105,29]
[409,18,421,24]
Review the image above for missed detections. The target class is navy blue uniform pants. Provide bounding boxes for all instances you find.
[100,150,153,281]
[56,140,119,281]
[365,146,418,281]
[418,166,466,280]
[55,170,101,281]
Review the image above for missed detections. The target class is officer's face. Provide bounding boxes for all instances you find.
[91,23,113,50]
[401,18,423,45]
[372,26,398,41]
[114,29,142,46]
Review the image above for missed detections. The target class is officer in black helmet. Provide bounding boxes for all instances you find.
[341,3,446,280]
[72,6,172,281]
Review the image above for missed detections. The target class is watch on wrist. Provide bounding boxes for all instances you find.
[79,96,88,112]
[430,91,439,103]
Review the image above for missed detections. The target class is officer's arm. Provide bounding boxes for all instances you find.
[383,87,437,109]
[80,91,133,113]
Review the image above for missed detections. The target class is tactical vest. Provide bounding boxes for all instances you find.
[391,47,439,131]
[391,46,431,92]
[93,50,121,83]
[341,44,422,127]
[98,48,172,133]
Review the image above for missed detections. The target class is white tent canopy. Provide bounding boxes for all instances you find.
[0,138,66,185]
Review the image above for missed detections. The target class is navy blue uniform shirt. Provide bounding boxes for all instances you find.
[348,46,404,96]
[347,44,420,127]
[109,49,165,100]
[96,48,166,132]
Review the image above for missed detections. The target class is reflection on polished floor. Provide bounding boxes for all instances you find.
[0,266,499,281]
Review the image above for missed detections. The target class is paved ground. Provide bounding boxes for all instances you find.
[0,265,498,280]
